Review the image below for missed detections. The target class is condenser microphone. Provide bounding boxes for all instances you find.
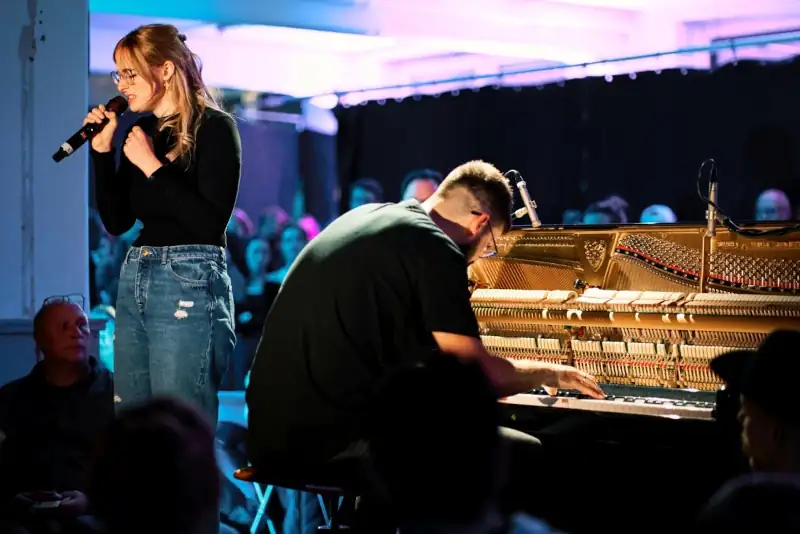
[52,96,128,162]
[706,172,719,252]
[505,170,542,227]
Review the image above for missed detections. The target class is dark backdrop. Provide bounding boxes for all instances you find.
[335,58,800,223]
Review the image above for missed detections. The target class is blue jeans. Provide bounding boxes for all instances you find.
[114,245,236,427]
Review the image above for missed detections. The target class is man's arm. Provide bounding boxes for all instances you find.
[432,332,604,399]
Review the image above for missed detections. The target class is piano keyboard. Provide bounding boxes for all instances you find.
[501,389,715,421]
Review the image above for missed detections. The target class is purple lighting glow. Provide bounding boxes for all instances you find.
[89,1,800,102]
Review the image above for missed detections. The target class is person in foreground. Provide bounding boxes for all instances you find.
[710,330,800,473]
[0,299,114,534]
[90,397,221,534]
[85,24,239,425]
[247,160,603,530]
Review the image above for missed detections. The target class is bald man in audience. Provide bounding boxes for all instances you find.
[0,299,114,534]
[640,204,677,224]
[755,189,792,221]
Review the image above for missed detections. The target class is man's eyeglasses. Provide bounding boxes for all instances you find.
[470,211,499,259]
[42,293,85,310]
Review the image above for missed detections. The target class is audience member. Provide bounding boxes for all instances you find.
[0,299,114,534]
[711,330,800,473]
[297,214,321,241]
[266,223,309,285]
[754,189,792,221]
[348,178,383,211]
[561,209,582,225]
[229,238,280,389]
[640,204,677,223]
[90,397,220,534]
[225,208,251,299]
[227,208,254,239]
[695,473,800,533]
[582,195,628,224]
[400,169,442,202]
[256,206,290,270]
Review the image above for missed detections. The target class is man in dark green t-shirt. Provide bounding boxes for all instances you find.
[247,160,603,469]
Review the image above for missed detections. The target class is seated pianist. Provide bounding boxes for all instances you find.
[0,298,114,534]
[246,160,603,531]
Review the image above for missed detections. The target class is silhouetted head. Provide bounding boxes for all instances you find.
[349,178,384,210]
[90,396,219,534]
[401,169,442,202]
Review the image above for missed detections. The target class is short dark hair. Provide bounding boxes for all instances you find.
[350,177,384,202]
[438,160,513,231]
[400,168,442,195]
[584,194,629,224]
[90,397,220,534]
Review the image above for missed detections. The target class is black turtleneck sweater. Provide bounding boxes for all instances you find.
[91,107,241,248]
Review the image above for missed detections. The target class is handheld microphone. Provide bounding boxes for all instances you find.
[505,170,542,228]
[52,96,128,162]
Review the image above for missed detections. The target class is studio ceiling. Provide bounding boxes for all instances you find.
[89,0,800,102]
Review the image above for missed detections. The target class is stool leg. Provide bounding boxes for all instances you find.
[316,494,330,526]
[317,494,350,531]
[251,484,276,534]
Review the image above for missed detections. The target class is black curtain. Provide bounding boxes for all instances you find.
[299,130,338,225]
[336,58,800,223]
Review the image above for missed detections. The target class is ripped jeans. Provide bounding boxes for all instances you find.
[114,245,236,427]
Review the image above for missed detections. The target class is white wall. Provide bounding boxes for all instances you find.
[0,0,89,320]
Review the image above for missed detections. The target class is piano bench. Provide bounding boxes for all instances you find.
[233,465,359,533]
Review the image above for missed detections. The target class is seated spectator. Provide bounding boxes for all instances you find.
[582,195,629,224]
[755,189,792,221]
[561,209,582,225]
[640,204,677,223]
[401,169,442,202]
[90,397,221,534]
[0,298,114,534]
[228,238,280,390]
[695,473,800,533]
[266,223,309,285]
[297,214,321,241]
[257,206,290,242]
[348,178,383,211]
[227,208,254,239]
[711,330,800,473]
[370,355,563,534]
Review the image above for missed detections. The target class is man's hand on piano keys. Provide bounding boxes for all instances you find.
[514,361,605,399]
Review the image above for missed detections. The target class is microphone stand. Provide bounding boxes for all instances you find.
[700,176,719,292]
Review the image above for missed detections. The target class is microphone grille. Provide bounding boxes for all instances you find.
[107,96,129,114]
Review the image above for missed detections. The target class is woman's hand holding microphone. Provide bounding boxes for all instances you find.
[83,103,161,177]
[83,103,118,153]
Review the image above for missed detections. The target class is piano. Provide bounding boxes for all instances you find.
[468,222,800,532]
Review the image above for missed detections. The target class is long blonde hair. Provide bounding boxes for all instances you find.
[114,24,222,162]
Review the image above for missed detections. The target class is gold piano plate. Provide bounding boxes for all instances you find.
[470,223,800,393]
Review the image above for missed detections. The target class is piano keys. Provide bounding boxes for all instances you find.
[501,384,716,421]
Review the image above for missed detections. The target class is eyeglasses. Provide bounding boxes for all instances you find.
[110,69,137,84]
[42,293,86,310]
[470,211,499,259]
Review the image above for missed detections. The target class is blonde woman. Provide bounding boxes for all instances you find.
[85,24,239,426]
